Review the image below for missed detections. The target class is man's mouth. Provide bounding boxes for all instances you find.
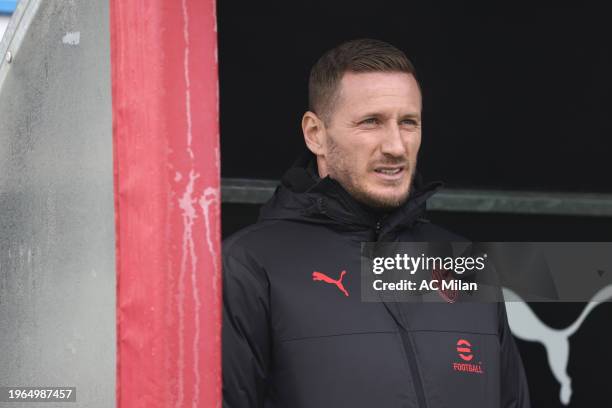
[375,167,403,175]
[373,166,405,180]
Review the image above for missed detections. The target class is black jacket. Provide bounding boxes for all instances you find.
[223,153,530,407]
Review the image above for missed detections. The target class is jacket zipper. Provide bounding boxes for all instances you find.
[398,327,428,408]
[374,220,382,241]
[375,224,428,408]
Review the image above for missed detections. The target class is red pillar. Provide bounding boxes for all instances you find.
[110,1,221,407]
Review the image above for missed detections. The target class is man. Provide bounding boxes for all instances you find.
[223,39,530,407]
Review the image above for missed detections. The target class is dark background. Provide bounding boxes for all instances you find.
[218,3,612,406]
[219,3,611,192]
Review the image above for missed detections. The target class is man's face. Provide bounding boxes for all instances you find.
[319,71,422,209]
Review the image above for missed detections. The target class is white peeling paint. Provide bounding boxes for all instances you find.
[177,169,199,408]
[175,0,220,404]
[199,187,219,292]
[181,0,194,161]
[62,31,80,45]
[190,203,203,408]
[180,0,205,405]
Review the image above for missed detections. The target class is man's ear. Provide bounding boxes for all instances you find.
[302,111,326,155]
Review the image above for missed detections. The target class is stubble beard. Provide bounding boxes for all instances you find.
[326,138,415,211]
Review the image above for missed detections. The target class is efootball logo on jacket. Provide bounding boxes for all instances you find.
[452,338,484,374]
[312,270,349,296]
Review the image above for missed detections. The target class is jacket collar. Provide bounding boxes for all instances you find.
[259,149,442,237]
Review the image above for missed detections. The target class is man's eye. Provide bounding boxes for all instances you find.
[360,118,379,125]
[401,119,417,126]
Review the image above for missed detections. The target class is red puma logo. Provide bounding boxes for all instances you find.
[312,270,349,297]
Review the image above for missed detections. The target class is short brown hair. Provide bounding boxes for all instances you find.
[308,39,418,123]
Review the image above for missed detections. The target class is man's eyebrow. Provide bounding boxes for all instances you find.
[355,112,385,119]
[399,112,421,120]
[356,112,421,119]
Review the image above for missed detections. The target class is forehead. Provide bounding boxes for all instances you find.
[335,71,422,116]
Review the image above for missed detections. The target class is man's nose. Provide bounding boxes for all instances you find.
[380,123,408,157]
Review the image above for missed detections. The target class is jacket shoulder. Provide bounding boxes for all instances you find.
[223,219,284,258]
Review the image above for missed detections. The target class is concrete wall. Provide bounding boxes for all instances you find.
[0,0,114,406]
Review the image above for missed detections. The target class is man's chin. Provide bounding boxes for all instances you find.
[331,173,413,210]
[351,188,411,211]
[367,195,409,210]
